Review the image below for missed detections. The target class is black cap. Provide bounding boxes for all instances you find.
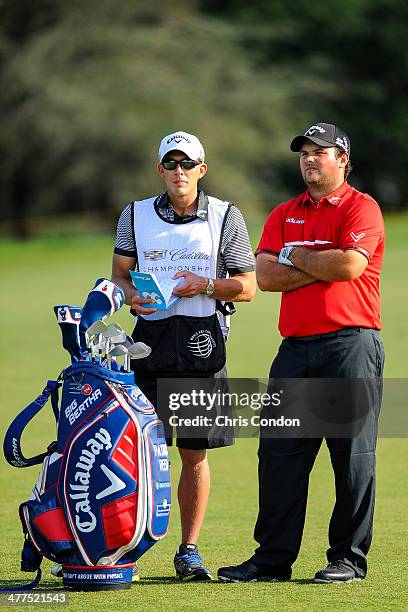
[290,123,350,155]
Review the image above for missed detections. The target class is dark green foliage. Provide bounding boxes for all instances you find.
[200,0,408,208]
[1,0,407,237]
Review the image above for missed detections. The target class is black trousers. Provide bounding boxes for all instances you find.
[252,328,385,577]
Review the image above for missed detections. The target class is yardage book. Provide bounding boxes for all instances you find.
[130,271,183,311]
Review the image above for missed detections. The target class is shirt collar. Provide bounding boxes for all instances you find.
[156,189,208,221]
[302,181,351,207]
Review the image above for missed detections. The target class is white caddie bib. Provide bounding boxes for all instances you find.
[133,196,229,320]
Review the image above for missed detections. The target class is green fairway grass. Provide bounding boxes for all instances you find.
[0,213,407,610]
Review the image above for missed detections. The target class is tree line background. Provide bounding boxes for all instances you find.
[1,0,407,238]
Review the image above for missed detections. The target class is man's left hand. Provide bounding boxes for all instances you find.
[172,271,208,297]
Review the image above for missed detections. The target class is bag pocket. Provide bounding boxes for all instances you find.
[143,421,171,540]
[22,501,76,560]
[132,314,226,377]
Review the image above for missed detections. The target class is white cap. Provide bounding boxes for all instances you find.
[158,131,205,162]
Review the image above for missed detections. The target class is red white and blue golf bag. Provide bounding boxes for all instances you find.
[3,279,171,591]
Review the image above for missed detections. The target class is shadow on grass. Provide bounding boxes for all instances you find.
[0,579,63,589]
[138,577,318,586]
[0,577,215,590]
[136,577,179,584]
[137,576,216,585]
[0,577,318,589]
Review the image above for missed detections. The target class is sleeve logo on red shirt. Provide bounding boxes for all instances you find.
[350,231,365,242]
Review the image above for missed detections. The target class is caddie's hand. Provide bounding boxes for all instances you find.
[172,271,208,297]
[131,294,157,315]
[278,246,296,267]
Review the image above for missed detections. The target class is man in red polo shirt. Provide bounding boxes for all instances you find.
[218,123,385,584]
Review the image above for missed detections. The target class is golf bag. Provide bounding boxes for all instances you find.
[3,279,171,591]
[4,362,171,590]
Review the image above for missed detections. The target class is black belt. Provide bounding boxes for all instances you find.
[286,327,366,342]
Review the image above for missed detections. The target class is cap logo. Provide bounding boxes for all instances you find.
[335,137,349,152]
[304,125,326,136]
[167,134,191,145]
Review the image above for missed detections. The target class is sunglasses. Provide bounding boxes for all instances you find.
[161,159,200,171]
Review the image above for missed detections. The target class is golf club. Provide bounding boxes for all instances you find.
[108,332,127,345]
[106,343,128,370]
[86,320,108,362]
[128,342,152,359]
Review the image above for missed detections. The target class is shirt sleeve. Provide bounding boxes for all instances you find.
[220,205,255,274]
[338,196,384,261]
[255,205,284,256]
[114,203,137,257]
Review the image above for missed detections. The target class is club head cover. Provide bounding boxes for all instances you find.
[53,305,82,361]
[79,279,125,351]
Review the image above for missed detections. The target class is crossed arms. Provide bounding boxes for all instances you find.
[113,247,366,307]
[256,248,368,292]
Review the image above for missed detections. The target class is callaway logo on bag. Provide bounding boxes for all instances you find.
[2,279,170,592]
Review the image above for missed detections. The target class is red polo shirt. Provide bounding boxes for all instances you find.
[256,182,385,337]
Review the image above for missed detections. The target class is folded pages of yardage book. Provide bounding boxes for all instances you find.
[130,271,183,311]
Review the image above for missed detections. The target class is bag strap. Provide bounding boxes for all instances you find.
[216,300,236,316]
[3,380,60,468]
[1,533,43,591]
[0,568,42,592]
